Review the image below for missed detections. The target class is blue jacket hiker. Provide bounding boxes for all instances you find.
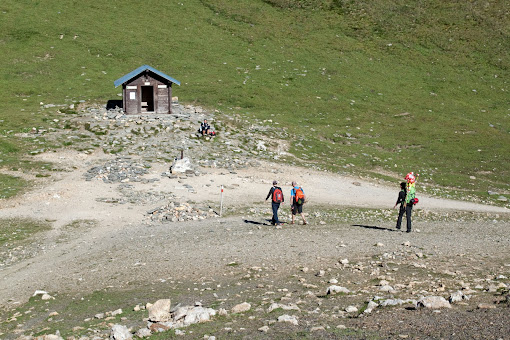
[265,180,284,226]
[290,181,307,225]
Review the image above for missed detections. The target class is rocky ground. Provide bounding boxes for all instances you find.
[0,102,509,339]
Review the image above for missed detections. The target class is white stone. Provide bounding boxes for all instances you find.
[41,293,55,300]
[33,290,48,297]
[231,302,251,313]
[256,141,266,151]
[170,157,193,174]
[148,299,171,322]
[417,296,451,309]
[182,307,216,326]
[449,291,470,303]
[329,278,338,284]
[278,314,298,325]
[110,324,132,340]
[364,301,378,314]
[345,306,358,313]
[327,285,350,295]
[258,325,270,332]
[111,309,123,316]
[135,328,152,338]
[379,285,394,292]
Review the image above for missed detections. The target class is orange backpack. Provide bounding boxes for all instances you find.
[294,187,305,204]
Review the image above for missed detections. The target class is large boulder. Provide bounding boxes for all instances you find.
[170,157,193,174]
[148,299,172,322]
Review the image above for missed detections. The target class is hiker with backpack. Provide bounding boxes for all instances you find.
[265,180,284,226]
[403,172,418,233]
[290,181,307,225]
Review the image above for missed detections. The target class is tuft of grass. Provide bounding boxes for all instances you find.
[0,217,52,247]
[0,174,27,198]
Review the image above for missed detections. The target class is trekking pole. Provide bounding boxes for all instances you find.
[220,185,224,217]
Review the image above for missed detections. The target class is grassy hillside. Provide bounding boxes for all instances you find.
[0,0,509,200]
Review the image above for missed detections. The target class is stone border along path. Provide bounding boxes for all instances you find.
[0,102,509,339]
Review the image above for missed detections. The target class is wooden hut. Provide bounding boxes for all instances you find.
[114,65,180,114]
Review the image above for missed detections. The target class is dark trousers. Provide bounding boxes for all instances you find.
[396,206,405,229]
[271,202,280,225]
[406,204,413,232]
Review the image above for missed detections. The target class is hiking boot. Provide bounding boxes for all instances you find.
[303,222,307,225]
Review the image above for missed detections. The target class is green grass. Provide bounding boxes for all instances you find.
[0,217,52,248]
[0,0,509,199]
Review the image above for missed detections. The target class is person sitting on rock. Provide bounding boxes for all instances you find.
[199,119,210,136]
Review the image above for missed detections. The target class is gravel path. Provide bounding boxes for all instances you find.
[0,105,509,339]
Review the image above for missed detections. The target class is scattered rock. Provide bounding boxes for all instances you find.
[41,293,55,300]
[417,296,451,309]
[449,291,470,303]
[148,299,172,322]
[170,157,194,174]
[345,305,358,313]
[477,303,496,309]
[135,328,152,338]
[364,301,378,314]
[278,314,299,325]
[231,302,251,313]
[258,325,270,333]
[327,285,350,295]
[110,324,132,340]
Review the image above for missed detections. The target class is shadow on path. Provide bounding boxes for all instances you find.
[244,219,269,226]
[352,224,396,232]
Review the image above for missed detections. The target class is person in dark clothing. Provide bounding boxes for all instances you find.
[394,182,407,230]
[265,180,284,226]
[199,119,210,136]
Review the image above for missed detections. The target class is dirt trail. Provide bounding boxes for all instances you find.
[0,148,508,307]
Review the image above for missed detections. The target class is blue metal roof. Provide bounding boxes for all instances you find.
[114,65,180,87]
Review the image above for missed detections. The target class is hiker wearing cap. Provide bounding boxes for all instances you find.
[290,181,307,225]
[265,180,284,226]
[404,172,417,233]
[394,182,407,230]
